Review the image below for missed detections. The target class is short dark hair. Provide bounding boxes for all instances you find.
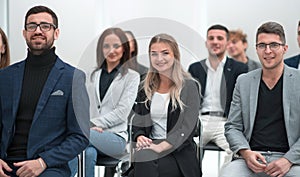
[207,24,229,40]
[24,5,58,29]
[298,20,300,27]
[256,21,286,44]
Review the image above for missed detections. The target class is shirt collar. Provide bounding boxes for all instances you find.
[101,61,123,73]
[205,56,227,69]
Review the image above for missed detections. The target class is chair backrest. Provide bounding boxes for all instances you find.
[203,141,224,151]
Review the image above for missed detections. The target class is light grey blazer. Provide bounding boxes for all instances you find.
[225,65,300,165]
[87,68,140,141]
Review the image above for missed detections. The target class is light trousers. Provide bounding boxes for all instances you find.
[220,151,300,177]
[201,115,232,164]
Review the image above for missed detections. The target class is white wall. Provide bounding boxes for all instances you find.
[8,0,103,68]
[6,0,300,70]
[0,0,8,35]
[205,0,300,61]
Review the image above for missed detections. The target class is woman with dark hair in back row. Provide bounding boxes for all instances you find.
[69,27,140,177]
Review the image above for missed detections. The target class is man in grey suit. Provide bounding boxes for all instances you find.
[221,22,300,177]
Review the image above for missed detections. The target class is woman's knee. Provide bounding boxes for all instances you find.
[39,167,70,177]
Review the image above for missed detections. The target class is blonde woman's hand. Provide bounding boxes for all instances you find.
[146,141,172,153]
[136,135,152,150]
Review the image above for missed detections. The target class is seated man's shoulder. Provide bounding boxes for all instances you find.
[229,57,247,67]
[237,69,260,82]
[188,59,206,70]
[285,54,300,61]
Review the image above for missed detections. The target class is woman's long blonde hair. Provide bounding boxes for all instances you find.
[143,33,193,111]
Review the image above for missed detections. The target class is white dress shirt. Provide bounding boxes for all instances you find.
[201,56,227,113]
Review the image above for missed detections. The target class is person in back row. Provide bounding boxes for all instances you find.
[284,20,300,69]
[227,29,260,71]
[125,30,148,75]
[188,24,248,165]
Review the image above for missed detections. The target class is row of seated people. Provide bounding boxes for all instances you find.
[69,27,202,177]
[71,20,300,177]
[1,5,299,177]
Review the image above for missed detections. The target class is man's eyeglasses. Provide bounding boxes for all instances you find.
[25,22,56,32]
[256,42,285,51]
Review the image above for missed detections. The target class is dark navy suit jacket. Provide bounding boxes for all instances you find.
[188,57,248,117]
[284,54,300,69]
[0,57,89,175]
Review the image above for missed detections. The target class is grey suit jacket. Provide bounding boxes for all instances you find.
[225,65,300,165]
[87,68,139,141]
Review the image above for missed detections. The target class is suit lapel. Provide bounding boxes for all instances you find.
[297,54,300,68]
[282,67,292,135]
[101,73,123,105]
[94,70,124,107]
[32,59,63,123]
[12,62,26,123]
[249,69,261,133]
[199,60,208,97]
[222,58,232,110]
[94,70,102,105]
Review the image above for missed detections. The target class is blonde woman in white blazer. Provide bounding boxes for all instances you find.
[69,28,139,177]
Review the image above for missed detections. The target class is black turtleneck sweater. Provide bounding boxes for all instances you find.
[7,48,57,160]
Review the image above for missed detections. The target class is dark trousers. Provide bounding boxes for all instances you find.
[104,167,116,177]
[132,149,183,177]
[5,161,70,177]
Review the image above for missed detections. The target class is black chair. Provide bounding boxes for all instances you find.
[77,152,84,177]
[95,114,135,177]
[96,152,130,177]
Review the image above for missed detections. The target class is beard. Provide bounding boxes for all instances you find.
[26,34,54,54]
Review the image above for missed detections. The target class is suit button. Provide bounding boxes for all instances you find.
[97,105,100,109]
[181,133,184,137]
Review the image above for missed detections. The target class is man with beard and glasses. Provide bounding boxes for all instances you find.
[0,5,89,177]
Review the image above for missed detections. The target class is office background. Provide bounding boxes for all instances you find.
[0,0,299,176]
[1,0,299,70]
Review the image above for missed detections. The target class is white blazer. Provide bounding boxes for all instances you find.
[87,68,140,141]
